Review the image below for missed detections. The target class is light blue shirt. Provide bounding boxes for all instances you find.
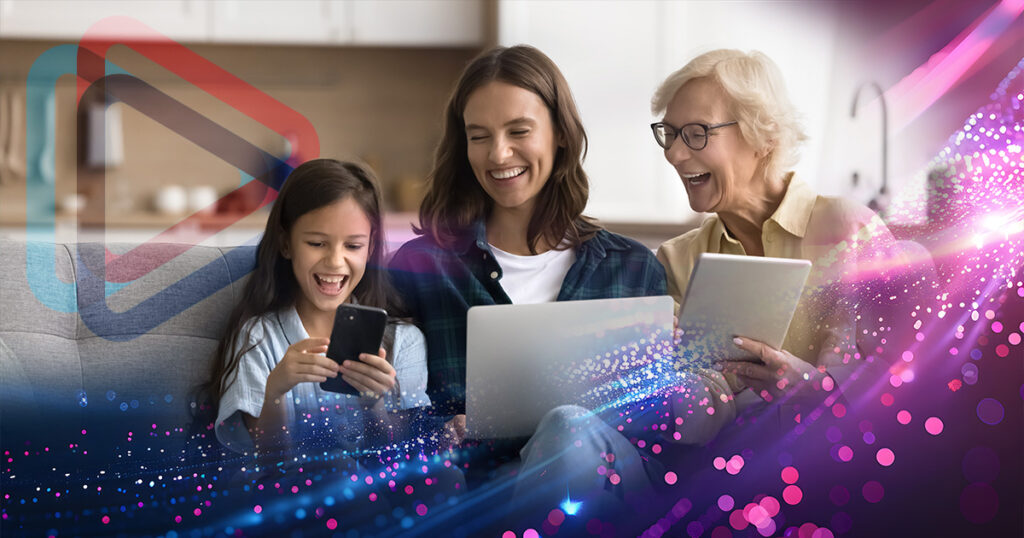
[215,305,430,454]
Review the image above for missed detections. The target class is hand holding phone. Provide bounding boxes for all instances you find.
[320,304,390,396]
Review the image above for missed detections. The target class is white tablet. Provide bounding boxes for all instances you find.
[677,253,811,364]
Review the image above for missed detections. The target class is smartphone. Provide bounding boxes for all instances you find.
[320,304,388,395]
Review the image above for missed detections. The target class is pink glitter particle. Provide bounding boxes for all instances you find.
[609,473,621,485]
[838,446,853,462]
[718,494,735,511]
[811,529,835,538]
[880,393,894,406]
[523,529,539,538]
[193,508,202,517]
[729,509,749,530]
[901,351,914,362]
[897,410,912,425]
[746,505,769,526]
[368,493,378,502]
[326,518,338,530]
[548,508,565,526]
[405,485,414,495]
[991,321,1003,333]
[254,504,262,514]
[416,504,428,516]
[831,403,847,418]
[760,496,780,517]
[502,532,516,538]
[925,417,944,435]
[862,481,885,503]
[876,448,895,467]
[664,471,678,485]
[781,466,799,484]
[102,516,110,524]
[783,485,803,505]
[713,456,727,470]
[1008,333,1021,345]
[995,345,1009,357]
[175,515,182,523]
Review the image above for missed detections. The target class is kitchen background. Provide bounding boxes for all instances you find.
[0,0,1019,248]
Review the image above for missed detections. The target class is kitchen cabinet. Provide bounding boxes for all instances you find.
[0,0,484,47]
[208,0,345,45]
[0,0,208,42]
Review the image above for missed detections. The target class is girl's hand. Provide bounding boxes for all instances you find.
[265,337,337,400]
[339,347,396,400]
[716,336,822,402]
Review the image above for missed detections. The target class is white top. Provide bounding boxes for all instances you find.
[489,243,576,304]
[214,305,430,454]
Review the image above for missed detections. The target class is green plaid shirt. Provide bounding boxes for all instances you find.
[389,220,667,415]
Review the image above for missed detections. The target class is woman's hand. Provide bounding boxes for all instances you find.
[716,336,823,402]
[265,337,337,400]
[442,414,467,449]
[338,347,396,400]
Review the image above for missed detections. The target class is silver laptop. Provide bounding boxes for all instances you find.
[465,295,675,439]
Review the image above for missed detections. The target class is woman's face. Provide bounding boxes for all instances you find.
[463,81,559,215]
[661,77,763,214]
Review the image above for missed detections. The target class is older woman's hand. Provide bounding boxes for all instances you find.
[716,336,824,402]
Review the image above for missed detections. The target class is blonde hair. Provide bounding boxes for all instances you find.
[651,49,807,182]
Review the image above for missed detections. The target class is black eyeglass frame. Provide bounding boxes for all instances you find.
[650,120,738,150]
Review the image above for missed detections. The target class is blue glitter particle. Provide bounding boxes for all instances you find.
[401,516,414,529]
[130,399,139,409]
[325,495,335,506]
[106,390,116,401]
[970,349,982,360]
[120,402,128,412]
[165,394,174,403]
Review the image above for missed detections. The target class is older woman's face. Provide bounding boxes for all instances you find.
[662,78,763,214]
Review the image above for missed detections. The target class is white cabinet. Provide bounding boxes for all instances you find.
[208,0,345,45]
[0,0,208,42]
[0,0,484,47]
[350,0,483,47]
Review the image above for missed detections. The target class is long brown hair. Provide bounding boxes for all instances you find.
[416,45,600,254]
[196,159,406,420]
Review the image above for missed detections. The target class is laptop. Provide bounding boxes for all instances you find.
[677,252,812,365]
[465,295,675,439]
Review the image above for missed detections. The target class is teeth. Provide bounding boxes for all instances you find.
[491,167,526,179]
[317,275,346,283]
[682,172,709,179]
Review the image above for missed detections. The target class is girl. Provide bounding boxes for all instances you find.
[210,158,431,459]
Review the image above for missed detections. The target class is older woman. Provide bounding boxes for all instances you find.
[651,49,895,412]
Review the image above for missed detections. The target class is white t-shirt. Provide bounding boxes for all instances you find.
[489,243,576,304]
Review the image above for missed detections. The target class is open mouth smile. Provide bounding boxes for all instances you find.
[314,273,348,296]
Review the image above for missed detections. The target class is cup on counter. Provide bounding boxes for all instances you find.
[59,193,87,214]
[153,185,188,215]
[188,185,218,216]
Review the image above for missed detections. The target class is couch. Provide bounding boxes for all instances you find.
[0,238,256,453]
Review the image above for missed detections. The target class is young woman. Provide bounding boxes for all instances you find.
[209,158,431,458]
[389,45,669,520]
[389,45,667,422]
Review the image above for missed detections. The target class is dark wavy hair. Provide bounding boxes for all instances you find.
[416,45,600,254]
[197,159,406,415]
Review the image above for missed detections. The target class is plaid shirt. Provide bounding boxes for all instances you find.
[389,220,667,415]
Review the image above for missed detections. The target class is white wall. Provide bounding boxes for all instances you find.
[498,0,840,223]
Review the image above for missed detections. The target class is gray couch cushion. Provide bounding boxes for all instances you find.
[0,238,256,449]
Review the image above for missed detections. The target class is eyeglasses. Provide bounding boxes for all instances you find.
[650,121,738,151]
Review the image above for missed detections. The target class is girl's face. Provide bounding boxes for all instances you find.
[464,81,560,215]
[284,196,372,322]
[661,77,763,214]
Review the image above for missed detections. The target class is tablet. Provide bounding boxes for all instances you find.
[677,253,811,364]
